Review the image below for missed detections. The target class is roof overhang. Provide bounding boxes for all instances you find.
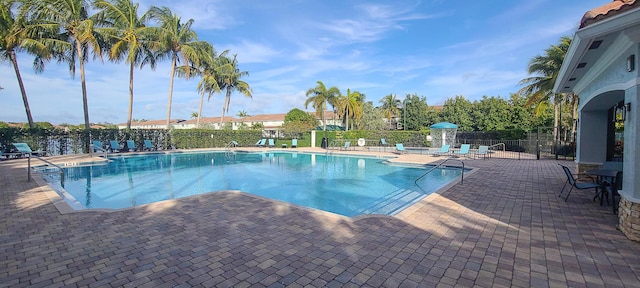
[554,7,640,95]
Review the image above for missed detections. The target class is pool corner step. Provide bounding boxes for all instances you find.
[360,188,426,216]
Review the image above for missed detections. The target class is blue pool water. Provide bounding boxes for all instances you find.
[50,152,464,216]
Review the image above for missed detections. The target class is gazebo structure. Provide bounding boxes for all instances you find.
[554,0,640,241]
[430,122,458,148]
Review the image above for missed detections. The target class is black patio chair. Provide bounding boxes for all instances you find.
[558,164,602,202]
[602,171,623,214]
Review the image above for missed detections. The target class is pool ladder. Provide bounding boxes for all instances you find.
[26,154,65,186]
[415,158,465,185]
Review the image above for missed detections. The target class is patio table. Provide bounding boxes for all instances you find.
[586,169,620,209]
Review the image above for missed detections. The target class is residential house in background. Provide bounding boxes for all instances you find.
[118,111,342,137]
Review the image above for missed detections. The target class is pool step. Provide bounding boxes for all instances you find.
[360,188,426,215]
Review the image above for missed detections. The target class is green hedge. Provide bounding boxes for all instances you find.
[171,129,262,148]
[0,127,527,154]
[313,130,432,147]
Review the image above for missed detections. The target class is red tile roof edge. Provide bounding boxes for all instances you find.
[580,0,639,28]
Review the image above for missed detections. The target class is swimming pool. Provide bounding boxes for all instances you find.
[47,151,464,216]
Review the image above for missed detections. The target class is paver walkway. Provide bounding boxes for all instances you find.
[1,154,639,287]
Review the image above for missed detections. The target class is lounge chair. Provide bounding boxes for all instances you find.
[126,140,137,152]
[92,140,105,152]
[12,143,33,157]
[558,164,602,202]
[143,140,155,151]
[453,144,470,158]
[380,138,388,146]
[109,140,122,153]
[255,139,266,147]
[2,150,24,159]
[476,145,489,159]
[291,139,298,148]
[341,141,351,151]
[268,139,275,148]
[395,143,406,154]
[432,144,450,156]
[231,141,239,147]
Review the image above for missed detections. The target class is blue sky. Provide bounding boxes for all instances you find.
[1,0,606,125]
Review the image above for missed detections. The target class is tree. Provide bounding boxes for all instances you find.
[335,88,363,131]
[175,43,219,128]
[93,0,157,130]
[379,94,401,130]
[305,81,340,133]
[403,93,431,131]
[358,101,386,130]
[1,0,47,129]
[471,96,511,131]
[216,51,252,128]
[440,95,474,131]
[507,93,549,131]
[236,110,249,117]
[519,36,572,139]
[148,6,211,129]
[24,0,104,151]
[282,108,317,136]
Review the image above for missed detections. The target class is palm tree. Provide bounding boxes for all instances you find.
[216,51,252,128]
[195,50,221,128]
[519,36,572,140]
[335,88,363,131]
[305,81,340,132]
[236,110,249,117]
[1,0,50,129]
[175,43,218,128]
[147,6,211,129]
[379,94,401,129]
[93,0,157,130]
[23,0,103,140]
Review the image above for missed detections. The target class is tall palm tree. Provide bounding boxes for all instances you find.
[305,81,340,131]
[379,93,401,130]
[190,45,220,128]
[335,88,363,131]
[23,0,103,140]
[93,0,157,130]
[519,36,572,140]
[147,6,211,129]
[216,51,252,128]
[1,0,49,129]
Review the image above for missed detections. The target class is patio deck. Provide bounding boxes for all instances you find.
[1,152,639,287]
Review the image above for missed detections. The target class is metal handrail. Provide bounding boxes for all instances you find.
[27,155,65,186]
[93,145,108,158]
[224,141,238,151]
[415,158,465,185]
[489,143,505,151]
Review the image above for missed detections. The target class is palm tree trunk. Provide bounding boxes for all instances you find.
[10,51,34,129]
[77,41,91,154]
[345,106,349,131]
[219,87,231,129]
[197,90,204,128]
[127,61,134,130]
[166,54,177,129]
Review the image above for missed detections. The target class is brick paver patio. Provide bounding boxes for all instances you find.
[1,152,639,287]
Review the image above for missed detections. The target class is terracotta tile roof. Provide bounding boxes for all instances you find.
[124,119,186,126]
[239,114,286,122]
[580,0,639,28]
[181,117,236,125]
